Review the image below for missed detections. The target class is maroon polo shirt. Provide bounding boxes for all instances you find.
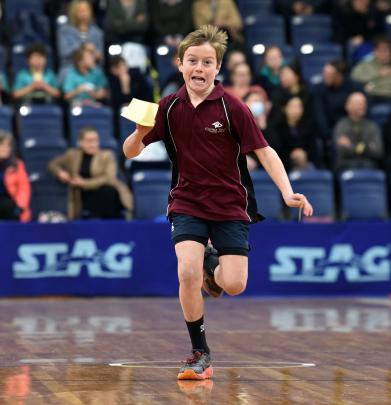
[142,81,269,222]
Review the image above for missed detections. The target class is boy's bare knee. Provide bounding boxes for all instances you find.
[224,280,247,296]
[178,259,202,288]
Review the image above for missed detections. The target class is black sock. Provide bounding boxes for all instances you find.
[185,316,210,354]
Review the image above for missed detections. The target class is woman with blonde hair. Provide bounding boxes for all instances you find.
[57,0,104,70]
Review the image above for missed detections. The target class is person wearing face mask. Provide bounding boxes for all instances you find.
[0,131,31,222]
[243,93,270,171]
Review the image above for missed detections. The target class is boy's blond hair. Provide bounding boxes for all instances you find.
[178,25,228,66]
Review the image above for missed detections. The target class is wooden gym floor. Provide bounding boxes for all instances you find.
[0,297,390,404]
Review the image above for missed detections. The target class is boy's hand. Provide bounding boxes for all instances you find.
[283,193,313,216]
[136,123,153,138]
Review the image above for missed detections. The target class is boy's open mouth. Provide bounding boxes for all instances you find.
[191,76,206,83]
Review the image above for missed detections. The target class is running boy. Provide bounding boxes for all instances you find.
[123,25,313,380]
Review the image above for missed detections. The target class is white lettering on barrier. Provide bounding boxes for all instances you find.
[13,239,134,278]
[270,244,390,282]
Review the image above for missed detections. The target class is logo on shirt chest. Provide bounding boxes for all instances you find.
[205,121,227,134]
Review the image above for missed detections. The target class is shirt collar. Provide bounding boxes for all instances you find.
[175,80,225,102]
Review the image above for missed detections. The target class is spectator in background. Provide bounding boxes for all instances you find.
[193,0,243,45]
[243,92,269,171]
[268,62,313,127]
[105,0,149,45]
[57,0,104,70]
[333,92,383,170]
[63,45,108,106]
[333,0,385,61]
[221,49,247,85]
[0,72,9,105]
[13,44,60,104]
[314,60,362,140]
[150,0,193,47]
[255,46,286,98]
[108,55,153,111]
[49,127,133,220]
[160,52,184,98]
[224,62,269,102]
[270,97,318,171]
[351,36,391,101]
[0,131,31,222]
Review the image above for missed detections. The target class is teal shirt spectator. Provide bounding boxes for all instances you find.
[63,66,108,103]
[13,68,59,103]
[13,68,59,91]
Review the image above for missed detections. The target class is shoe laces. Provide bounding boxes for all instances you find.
[185,351,203,364]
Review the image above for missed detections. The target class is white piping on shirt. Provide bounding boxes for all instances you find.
[221,97,251,221]
[166,97,179,216]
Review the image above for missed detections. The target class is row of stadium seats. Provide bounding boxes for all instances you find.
[132,169,390,221]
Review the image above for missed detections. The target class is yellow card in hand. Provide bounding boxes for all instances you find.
[121,98,159,127]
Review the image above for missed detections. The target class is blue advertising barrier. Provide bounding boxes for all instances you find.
[1,221,390,297]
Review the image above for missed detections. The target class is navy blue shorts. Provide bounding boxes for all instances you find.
[171,213,250,257]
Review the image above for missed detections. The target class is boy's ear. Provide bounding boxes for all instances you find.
[177,57,182,72]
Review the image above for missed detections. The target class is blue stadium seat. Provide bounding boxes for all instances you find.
[245,15,286,49]
[18,105,64,141]
[4,0,44,22]
[119,109,136,143]
[299,43,344,84]
[238,0,273,20]
[22,137,67,174]
[11,44,54,75]
[132,170,171,219]
[369,103,391,129]
[68,106,114,145]
[289,169,335,219]
[291,15,332,47]
[339,169,387,219]
[251,170,282,219]
[0,106,12,132]
[155,46,177,87]
[30,180,68,219]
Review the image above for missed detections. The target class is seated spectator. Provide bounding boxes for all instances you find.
[63,45,108,106]
[243,93,270,171]
[105,0,149,45]
[255,46,286,98]
[108,55,153,111]
[221,49,247,85]
[314,60,362,140]
[351,36,391,101]
[270,97,318,171]
[0,130,31,222]
[48,127,133,220]
[12,44,60,104]
[193,0,243,45]
[57,0,104,70]
[224,62,268,102]
[150,0,193,47]
[268,62,313,127]
[333,92,383,170]
[0,71,9,105]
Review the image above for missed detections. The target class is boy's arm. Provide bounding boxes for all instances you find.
[254,146,313,216]
[122,124,152,158]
